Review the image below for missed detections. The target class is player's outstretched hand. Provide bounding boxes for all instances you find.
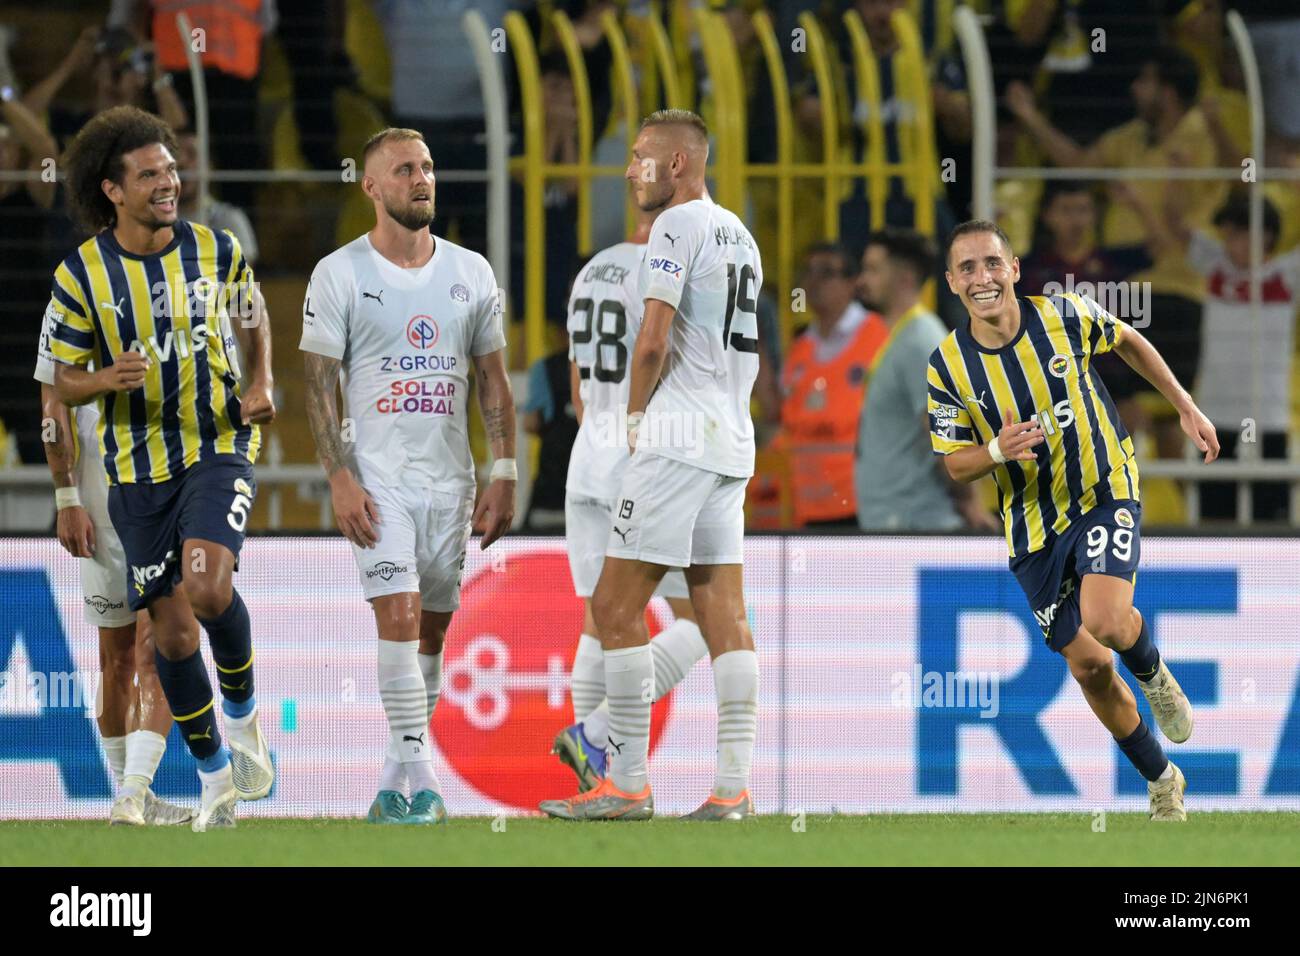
[1180,403,1220,463]
[473,479,515,550]
[56,504,95,558]
[241,380,277,424]
[99,351,149,392]
[330,470,380,548]
[996,408,1044,462]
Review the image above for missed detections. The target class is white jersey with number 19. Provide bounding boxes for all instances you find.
[639,197,762,478]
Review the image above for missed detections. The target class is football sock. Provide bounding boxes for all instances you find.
[571,633,605,721]
[415,651,443,793]
[103,736,127,788]
[578,622,705,753]
[582,702,609,750]
[122,729,167,793]
[650,619,707,699]
[1117,719,1169,782]
[154,647,223,765]
[1119,615,1160,683]
[605,645,653,793]
[379,651,445,793]
[201,591,255,705]
[712,649,759,800]
[378,640,436,792]
[197,762,233,801]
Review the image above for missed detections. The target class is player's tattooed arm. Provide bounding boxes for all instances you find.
[472,348,516,549]
[302,351,354,479]
[475,348,516,461]
[40,383,95,558]
[39,383,77,489]
[304,350,381,547]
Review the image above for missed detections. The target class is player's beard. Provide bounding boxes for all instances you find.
[385,197,435,232]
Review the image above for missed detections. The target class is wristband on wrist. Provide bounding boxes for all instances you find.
[55,486,81,510]
[987,436,1008,465]
[489,458,517,481]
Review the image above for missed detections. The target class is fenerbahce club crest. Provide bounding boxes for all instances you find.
[1048,354,1071,378]
[1115,508,1135,529]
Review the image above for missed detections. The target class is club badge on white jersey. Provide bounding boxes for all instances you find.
[300,234,506,495]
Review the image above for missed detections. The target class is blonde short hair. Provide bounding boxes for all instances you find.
[362,127,426,167]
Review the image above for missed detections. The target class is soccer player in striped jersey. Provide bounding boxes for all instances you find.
[929,220,1219,822]
[46,106,277,831]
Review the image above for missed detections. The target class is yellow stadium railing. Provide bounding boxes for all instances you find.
[507,6,942,364]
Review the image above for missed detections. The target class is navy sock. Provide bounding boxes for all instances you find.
[1117,719,1169,782]
[154,648,223,761]
[199,590,255,706]
[1119,615,1161,683]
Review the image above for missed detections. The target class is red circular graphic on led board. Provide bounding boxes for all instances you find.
[432,549,672,810]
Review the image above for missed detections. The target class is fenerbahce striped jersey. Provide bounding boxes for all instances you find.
[927,293,1140,557]
[43,221,259,486]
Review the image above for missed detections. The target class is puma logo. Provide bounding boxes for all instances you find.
[965,390,989,411]
[403,733,425,745]
[664,232,679,247]
[101,297,125,318]
[612,526,630,544]
[607,737,625,754]
[362,290,384,306]
[187,727,212,742]
[219,680,248,692]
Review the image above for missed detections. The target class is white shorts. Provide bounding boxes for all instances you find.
[79,518,133,629]
[352,485,474,612]
[565,493,689,599]
[606,452,747,567]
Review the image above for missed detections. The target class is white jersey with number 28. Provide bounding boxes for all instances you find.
[639,197,762,478]
[566,240,646,500]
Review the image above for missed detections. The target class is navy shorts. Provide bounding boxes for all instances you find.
[1009,499,1141,653]
[107,454,257,611]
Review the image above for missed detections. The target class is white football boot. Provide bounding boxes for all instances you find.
[1148,762,1187,822]
[227,709,275,800]
[1139,661,1193,743]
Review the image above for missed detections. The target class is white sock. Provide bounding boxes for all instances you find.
[1158,762,1175,781]
[224,706,259,752]
[578,622,705,753]
[377,639,436,793]
[570,634,605,721]
[712,649,758,800]
[103,736,127,788]
[197,762,233,800]
[582,701,610,749]
[650,619,707,699]
[123,729,167,793]
[416,650,443,793]
[604,645,653,793]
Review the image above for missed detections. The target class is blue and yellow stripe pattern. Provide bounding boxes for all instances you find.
[44,220,260,485]
[928,293,1139,556]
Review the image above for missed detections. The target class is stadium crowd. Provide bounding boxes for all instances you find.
[1,0,1298,531]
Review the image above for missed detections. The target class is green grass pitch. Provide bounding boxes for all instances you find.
[3,813,1299,866]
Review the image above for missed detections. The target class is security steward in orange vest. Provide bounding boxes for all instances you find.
[151,0,266,207]
[777,244,887,527]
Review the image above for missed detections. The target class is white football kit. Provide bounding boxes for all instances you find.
[607,198,762,567]
[300,234,506,609]
[565,241,688,598]
[34,309,134,628]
